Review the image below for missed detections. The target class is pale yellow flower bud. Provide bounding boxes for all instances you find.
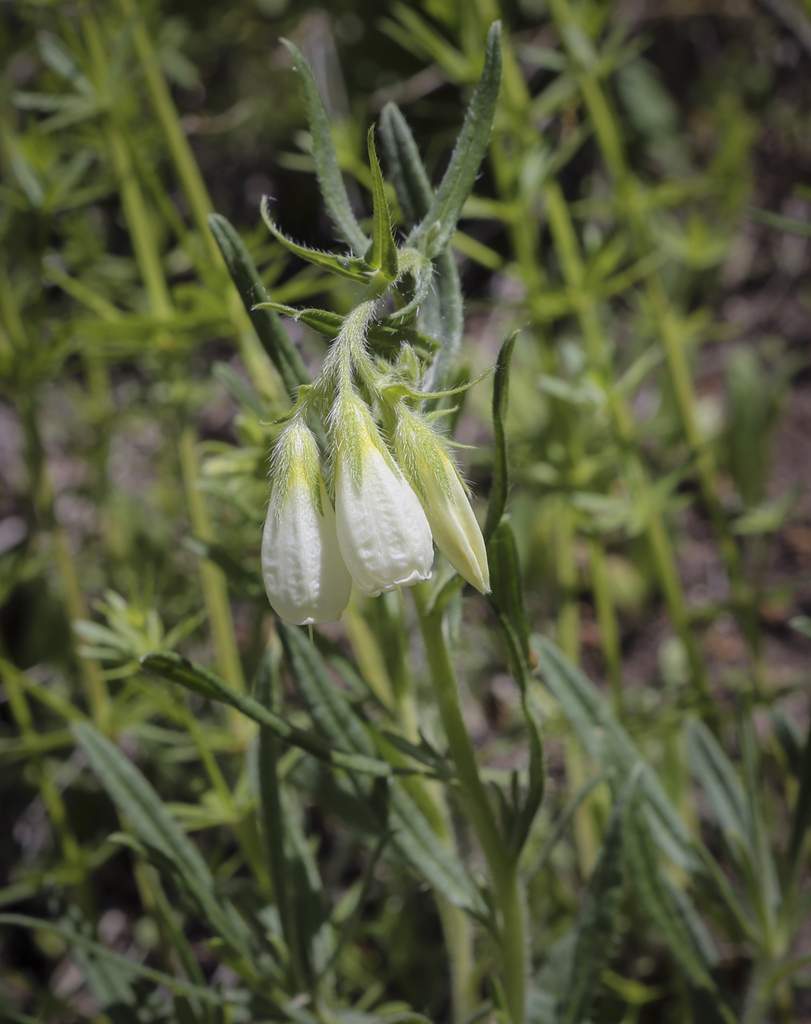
[394,410,490,594]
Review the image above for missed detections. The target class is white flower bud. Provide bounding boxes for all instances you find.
[261,421,351,625]
[394,410,490,594]
[333,396,433,596]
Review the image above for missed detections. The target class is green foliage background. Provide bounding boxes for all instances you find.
[1,0,811,1022]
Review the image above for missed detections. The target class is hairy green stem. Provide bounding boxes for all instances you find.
[413,583,525,1024]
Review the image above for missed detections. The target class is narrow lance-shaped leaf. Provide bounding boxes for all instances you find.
[560,772,635,1024]
[488,518,529,663]
[255,653,305,988]
[686,719,755,872]
[379,101,433,229]
[71,722,254,961]
[738,708,781,915]
[280,38,369,254]
[624,791,719,995]
[378,102,463,388]
[207,213,310,396]
[139,650,416,779]
[484,331,517,541]
[259,201,373,283]
[412,22,503,258]
[365,125,399,281]
[787,713,811,886]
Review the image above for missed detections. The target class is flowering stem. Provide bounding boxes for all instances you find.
[412,582,525,1024]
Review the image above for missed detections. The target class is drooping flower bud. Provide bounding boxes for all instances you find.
[332,393,433,596]
[394,408,490,594]
[261,419,352,625]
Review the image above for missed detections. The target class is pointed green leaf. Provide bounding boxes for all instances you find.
[365,125,399,280]
[378,104,463,387]
[686,720,754,871]
[139,650,405,778]
[255,657,309,989]
[207,213,310,395]
[560,773,634,1024]
[379,102,433,229]
[488,518,530,663]
[281,38,369,253]
[37,32,94,96]
[484,331,518,541]
[260,201,373,282]
[413,22,502,258]
[787,714,811,885]
[509,694,544,858]
[738,711,781,913]
[71,722,253,960]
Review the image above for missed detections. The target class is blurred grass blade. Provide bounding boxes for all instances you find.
[207,212,310,395]
[184,538,264,600]
[379,102,433,228]
[37,31,93,96]
[255,654,306,988]
[686,720,754,871]
[140,650,401,778]
[787,714,811,885]
[320,830,392,980]
[739,710,781,914]
[413,22,502,258]
[280,38,369,254]
[484,331,518,541]
[745,205,811,238]
[278,624,488,918]
[532,636,696,870]
[71,722,254,960]
[560,772,634,1024]
[0,913,228,1006]
[365,125,399,280]
[625,794,718,993]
